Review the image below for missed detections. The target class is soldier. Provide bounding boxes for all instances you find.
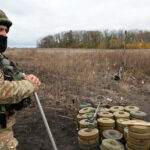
[0,10,41,149]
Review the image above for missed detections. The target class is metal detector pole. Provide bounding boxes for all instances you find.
[34,92,58,150]
[93,102,101,119]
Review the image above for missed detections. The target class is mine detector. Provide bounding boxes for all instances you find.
[34,92,58,150]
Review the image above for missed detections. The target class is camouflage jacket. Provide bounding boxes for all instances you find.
[0,69,36,104]
[0,68,36,149]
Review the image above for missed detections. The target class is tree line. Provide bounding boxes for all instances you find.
[37,30,150,49]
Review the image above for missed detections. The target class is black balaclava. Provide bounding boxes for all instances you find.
[0,10,12,53]
[0,35,7,53]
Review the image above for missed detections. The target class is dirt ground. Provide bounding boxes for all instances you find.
[5,48,150,150]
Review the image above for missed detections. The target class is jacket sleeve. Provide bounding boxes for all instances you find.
[0,79,36,104]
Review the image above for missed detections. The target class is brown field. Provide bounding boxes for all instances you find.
[5,48,150,150]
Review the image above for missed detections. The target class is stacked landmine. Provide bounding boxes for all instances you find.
[77,103,150,150]
[123,127,128,141]
[77,113,94,123]
[110,106,124,113]
[116,119,130,144]
[126,125,150,150]
[77,107,95,124]
[97,112,113,119]
[124,106,147,120]
[102,130,123,141]
[98,107,110,113]
[110,106,130,120]
[100,139,124,150]
[79,107,95,115]
[79,119,97,129]
[97,118,115,134]
[77,105,99,149]
[130,111,147,120]
[78,128,99,149]
[116,119,130,134]
[114,111,130,120]
[124,106,140,113]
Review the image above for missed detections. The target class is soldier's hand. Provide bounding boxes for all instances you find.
[24,74,41,91]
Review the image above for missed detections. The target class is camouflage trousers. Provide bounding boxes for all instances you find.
[0,115,18,150]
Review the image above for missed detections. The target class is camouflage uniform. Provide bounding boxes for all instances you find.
[0,69,36,150]
[0,10,36,150]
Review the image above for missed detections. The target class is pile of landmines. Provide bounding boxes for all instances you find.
[76,103,150,150]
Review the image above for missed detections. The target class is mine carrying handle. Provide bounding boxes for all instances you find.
[93,102,101,119]
[34,92,58,150]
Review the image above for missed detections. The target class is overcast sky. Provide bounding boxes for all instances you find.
[1,0,150,47]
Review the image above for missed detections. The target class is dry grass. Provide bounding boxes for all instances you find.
[6,49,150,79]
[5,49,150,108]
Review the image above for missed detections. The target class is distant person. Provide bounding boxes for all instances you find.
[0,9,41,150]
